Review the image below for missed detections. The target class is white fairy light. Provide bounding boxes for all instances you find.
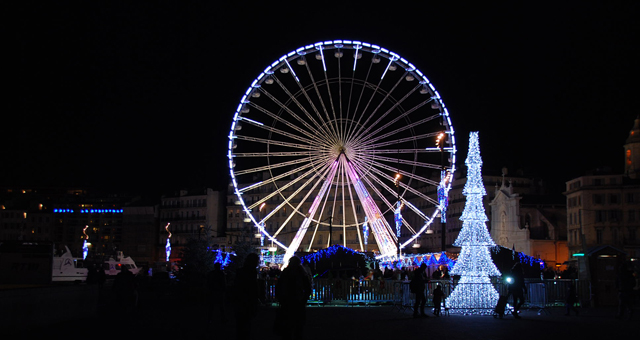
[446,132,501,315]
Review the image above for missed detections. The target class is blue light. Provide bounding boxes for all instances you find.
[55,209,75,213]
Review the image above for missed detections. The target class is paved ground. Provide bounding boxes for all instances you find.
[16,284,636,339]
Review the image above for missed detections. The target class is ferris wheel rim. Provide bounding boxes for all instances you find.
[228,40,456,259]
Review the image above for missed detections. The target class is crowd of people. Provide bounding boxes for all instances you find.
[85,252,636,339]
[226,255,456,339]
[216,256,458,339]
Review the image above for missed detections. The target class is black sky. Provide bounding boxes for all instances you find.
[6,2,639,196]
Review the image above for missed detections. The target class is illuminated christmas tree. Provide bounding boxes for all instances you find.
[446,131,501,315]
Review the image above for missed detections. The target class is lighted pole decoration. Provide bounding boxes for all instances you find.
[165,223,172,262]
[446,131,501,315]
[258,203,267,265]
[436,131,451,252]
[393,173,403,259]
[362,216,369,251]
[82,225,89,260]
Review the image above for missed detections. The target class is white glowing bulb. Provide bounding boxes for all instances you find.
[446,132,501,315]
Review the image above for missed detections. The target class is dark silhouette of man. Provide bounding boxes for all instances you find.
[113,266,137,312]
[508,262,525,319]
[275,256,312,339]
[233,253,261,340]
[565,281,579,316]
[207,262,227,323]
[433,283,445,316]
[411,263,429,318]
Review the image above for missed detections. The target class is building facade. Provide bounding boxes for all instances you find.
[0,197,53,243]
[490,178,568,269]
[122,204,159,266]
[563,117,640,306]
[409,167,554,255]
[0,187,135,258]
[159,188,225,262]
[565,118,640,262]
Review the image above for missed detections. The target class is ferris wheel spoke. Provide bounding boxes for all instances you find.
[365,163,439,206]
[239,157,325,194]
[251,158,334,212]
[335,47,346,141]
[344,165,365,250]
[365,158,437,195]
[368,154,443,171]
[306,182,334,251]
[234,135,319,151]
[348,160,394,212]
[364,158,440,187]
[235,151,325,157]
[344,64,375,142]
[356,106,438,148]
[365,132,443,149]
[248,100,331,146]
[261,160,335,230]
[350,162,418,237]
[304,50,341,141]
[334,48,345,141]
[233,155,322,177]
[317,182,335,249]
[319,70,341,141]
[350,162,397,214]
[282,159,341,264]
[345,159,398,253]
[350,80,422,145]
[400,198,434,227]
[309,77,341,141]
[296,63,342,142]
[346,78,382,136]
[268,75,338,143]
[365,148,436,154]
[236,116,323,147]
[345,73,405,145]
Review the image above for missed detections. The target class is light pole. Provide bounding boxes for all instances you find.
[322,215,333,248]
[394,173,402,259]
[437,131,447,252]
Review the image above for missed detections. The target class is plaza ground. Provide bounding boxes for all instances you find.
[11,285,635,339]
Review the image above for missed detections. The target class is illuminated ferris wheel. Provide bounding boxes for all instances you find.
[228,40,456,263]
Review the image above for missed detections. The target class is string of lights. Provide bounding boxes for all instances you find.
[446,132,501,315]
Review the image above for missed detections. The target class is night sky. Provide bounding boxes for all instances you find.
[6,2,639,196]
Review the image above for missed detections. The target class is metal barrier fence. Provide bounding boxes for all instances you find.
[262,278,586,309]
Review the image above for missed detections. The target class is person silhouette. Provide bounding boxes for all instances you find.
[275,256,312,340]
[411,263,429,318]
[508,262,526,319]
[207,262,227,323]
[97,266,106,289]
[433,283,445,316]
[113,265,137,312]
[233,253,261,340]
[565,282,579,316]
